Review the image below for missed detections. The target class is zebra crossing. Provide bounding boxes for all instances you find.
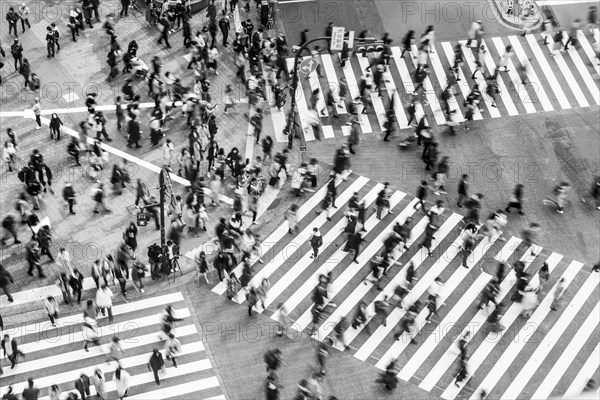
[211,172,599,399]
[0,292,225,400]
[273,29,600,142]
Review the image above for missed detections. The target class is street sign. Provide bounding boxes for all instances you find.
[347,30,354,49]
[331,26,345,51]
[299,146,308,152]
[299,58,318,76]
[137,212,148,226]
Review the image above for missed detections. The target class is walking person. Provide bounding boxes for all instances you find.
[37,225,54,262]
[148,348,165,384]
[26,239,45,278]
[457,174,469,208]
[505,183,525,215]
[2,333,25,369]
[32,97,41,129]
[74,373,91,400]
[563,19,580,51]
[44,296,59,326]
[309,227,323,259]
[96,283,114,323]
[6,7,19,38]
[91,369,106,400]
[165,332,182,367]
[106,336,124,364]
[544,182,570,213]
[131,261,146,294]
[425,277,443,321]
[0,264,15,302]
[18,3,31,33]
[82,317,100,352]
[196,251,210,286]
[114,366,131,400]
[550,277,566,311]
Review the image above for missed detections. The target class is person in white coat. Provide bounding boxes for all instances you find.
[44,296,59,326]
[114,366,131,400]
[91,368,106,400]
[162,139,174,167]
[95,284,114,323]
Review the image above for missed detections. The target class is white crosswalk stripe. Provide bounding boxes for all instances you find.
[0,292,224,400]
[203,172,596,399]
[273,31,600,142]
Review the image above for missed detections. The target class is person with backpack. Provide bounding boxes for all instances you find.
[309,227,323,259]
[10,38,23,72]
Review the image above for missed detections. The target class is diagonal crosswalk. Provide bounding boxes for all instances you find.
[273,29,600,142]
[210,172,598,399]
[0,291,224,400]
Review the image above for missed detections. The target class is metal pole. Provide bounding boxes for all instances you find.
[285,36,332,150]
[159,168,166,249]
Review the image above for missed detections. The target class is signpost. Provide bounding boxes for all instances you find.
[299,58,318,76]
[330,26,345,51]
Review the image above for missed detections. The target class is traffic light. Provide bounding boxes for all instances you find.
[355,38,385,54]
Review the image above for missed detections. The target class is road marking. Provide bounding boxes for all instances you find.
[287,58,316,141]
[564,342,600,397]
[480,39,519,116]
[338,53,372,133]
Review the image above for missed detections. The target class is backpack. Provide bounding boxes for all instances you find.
[93,188,103,202]
[53,28,60,39]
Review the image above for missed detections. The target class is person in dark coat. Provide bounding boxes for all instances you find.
[74,374,91,400]
[126,116,141,148]
[1,215,21,245]
[0,263,15,302]
[420,222,437,257]
[148,348,165,384]
[49,113,63,140]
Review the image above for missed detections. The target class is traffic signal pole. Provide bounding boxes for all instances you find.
[285,36,331,150]
[158,167,167,249]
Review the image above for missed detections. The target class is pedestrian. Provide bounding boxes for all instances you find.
[374,295,391,327]
[315,342,328,375]
[48,113,63,141]
[226,272,240,300]
[45,26,55,58]
[457,174,469,208]
[164,331,182,367]
[219,11,230,46]
[246,285,259,316]
[114,366,131,400]
[6,7,19,37]
[0,264,14,303]
[26,239,45,278]
[563,19,580,51]
[49,385,61,400]
[157,13,172,48]
[1,215,20,246]
[309,227,323,259]
[131,261,146,294]
[20,379,39,400]
[43,296,59,326]
[69,269,83,304]
[37,225,54,262]
[106,336,124,364]
[550,277,566,311]
[91,369,106,400]
[2,334,24,369]
[505,183,525,215]
[148,348,165,384]
[32,97,41,129]
[126,115,141,148]
[163,139,174,166]
[96,283,114,323]
[82,317,100,352]
[18,3,31,33]
[420,222,437,257]
[286,204,298,234]
[92,183,111,214]
[195,249,209,287]
[497,45,512,73]
[74,373,91,400]
[425,277,443,321]
[545,181,570,213]
[11,39,23,72]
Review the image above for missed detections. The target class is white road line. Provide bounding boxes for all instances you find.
[2,324,198,377]
[353,213,463,361]
[577,30,600,77]
[564,342,600,397]
[441,42,485,120]
[389,234,505,374]
[315,202,429,340]
[508,35,554,112]
[4,292,184,338]
[286,58,315,141]
[230,177,370,303]
[494,266,597,400]
[127,378,221,399]
[391,46,426,122]
[338,54,373,133]
[322,125,335,139]
[245,107,256,162]
[379,61,409,129]
[269,187,398,314]
[531,305,599,399]
[560,33,600,106]
[541,35,590,108]
[524,34,572,109]
[428,43,465,122]
[294,198,419,332]
[410,44,447,125]
[304,55,329,117]
[418,237,525,391]
[395,273,490,377]
[264,184,386,309]
[18,308,192,355]
[440,245,550,398]
[321,54,348,114]
[2,348,210,396]
[445,256,576,400]
[212,171,352,295]
[480,39,519,116]
[491,37,537,114]
[357,56,388,131]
